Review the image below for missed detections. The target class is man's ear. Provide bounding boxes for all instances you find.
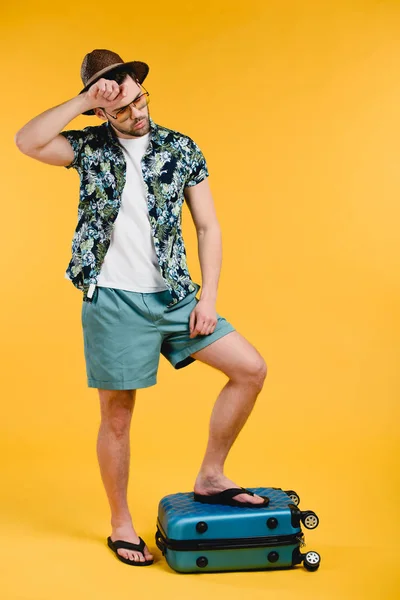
[94,108,107,121]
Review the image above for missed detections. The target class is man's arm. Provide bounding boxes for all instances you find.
[184,178,222,303]
[14,78,128,167]
[14,95,91,167]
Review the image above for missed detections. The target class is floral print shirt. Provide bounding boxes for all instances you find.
[60,115,209,306]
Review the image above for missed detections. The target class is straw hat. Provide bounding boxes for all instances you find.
[78,49,149,116]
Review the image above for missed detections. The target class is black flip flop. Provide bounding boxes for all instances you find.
[193,487,270,508]
[107,536,154,566]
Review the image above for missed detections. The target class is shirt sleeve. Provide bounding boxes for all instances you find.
[185,138,209,187]
[59,128,86,170]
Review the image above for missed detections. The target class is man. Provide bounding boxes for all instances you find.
[15,49,268,566]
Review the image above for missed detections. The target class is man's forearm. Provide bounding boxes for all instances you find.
[197,225,222,303]
[15,94,89,153]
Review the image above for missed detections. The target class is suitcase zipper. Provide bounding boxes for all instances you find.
[156,522,304,553]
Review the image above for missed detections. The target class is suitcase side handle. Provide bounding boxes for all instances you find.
[155,526,167,555]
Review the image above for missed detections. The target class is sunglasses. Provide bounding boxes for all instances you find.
[104,81,150,122]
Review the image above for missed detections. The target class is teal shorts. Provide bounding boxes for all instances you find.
[81,284,235,390]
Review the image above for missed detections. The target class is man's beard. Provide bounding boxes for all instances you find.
[111,113,150,138]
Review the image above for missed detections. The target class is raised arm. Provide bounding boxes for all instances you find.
[14,78,129,167]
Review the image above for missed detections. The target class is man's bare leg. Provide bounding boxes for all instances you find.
[96,388,153,563]
[191,331,268,504]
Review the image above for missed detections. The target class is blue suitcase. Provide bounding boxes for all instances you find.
[155,487,321,573]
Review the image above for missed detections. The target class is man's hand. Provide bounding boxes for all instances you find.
[189,298,218,338]
[82,78,129,112]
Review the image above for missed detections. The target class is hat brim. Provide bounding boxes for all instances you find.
[79,61,149,116]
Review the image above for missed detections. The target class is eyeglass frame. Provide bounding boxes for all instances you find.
[102,79,150,121]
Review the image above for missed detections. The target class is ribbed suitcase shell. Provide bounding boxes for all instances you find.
[155,487,306,573]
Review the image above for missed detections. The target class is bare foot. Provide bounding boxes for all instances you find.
[110,524,154,563]
[194,473,265,505]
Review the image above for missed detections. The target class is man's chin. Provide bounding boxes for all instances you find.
[130,118,148,134]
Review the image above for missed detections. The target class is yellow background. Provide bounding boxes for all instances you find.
[2,0,399,598]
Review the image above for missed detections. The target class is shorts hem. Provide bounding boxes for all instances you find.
[171,325,236,369]
[87,376,157,390]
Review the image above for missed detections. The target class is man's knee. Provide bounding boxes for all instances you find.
[98,389,136,435]
[238,358,267,390]
[252,359,268,389]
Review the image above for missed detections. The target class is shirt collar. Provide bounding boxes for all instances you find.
[103,115,163,148]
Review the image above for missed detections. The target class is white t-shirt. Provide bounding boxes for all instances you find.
[95,131,168,292]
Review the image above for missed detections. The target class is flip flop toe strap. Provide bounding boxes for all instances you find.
[240,487,255,496]
[223,488,269,506]
[219,488,254,500]
[111,537,146,552]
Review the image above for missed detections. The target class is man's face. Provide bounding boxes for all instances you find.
[94,74,150,139]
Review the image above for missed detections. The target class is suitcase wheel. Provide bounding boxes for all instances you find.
[303,550,321,571]
[300,511,319,529]
[284,489,301,506]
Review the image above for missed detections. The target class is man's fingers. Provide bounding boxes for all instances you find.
[100,81,126,103]
[189,308,218,337]
[102,81,113,99]
[199,320,217,336]
[197,320,208,335]
[88,78,128,106]
[109,83,121,101]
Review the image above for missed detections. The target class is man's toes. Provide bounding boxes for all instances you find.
[252,495,266,504]
[235,492,264,504]
[253,494,266,503]
[116,546,153,562]
[118,549,139,561]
